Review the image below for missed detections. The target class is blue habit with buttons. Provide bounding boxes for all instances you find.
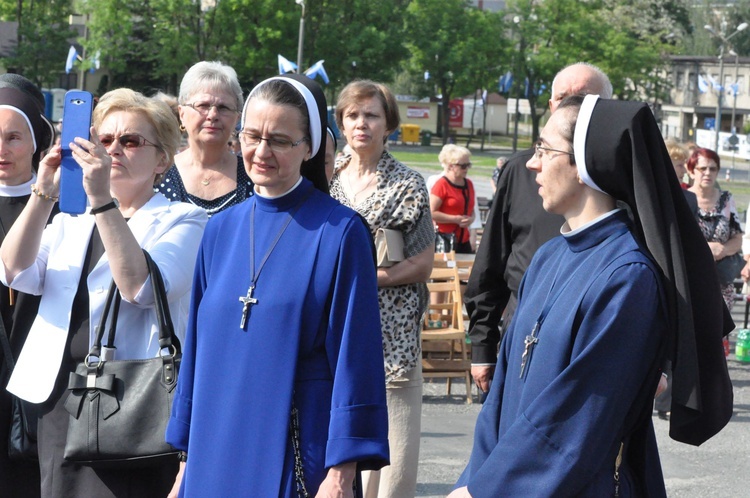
[457,210,668,497]
[166,178,389,496]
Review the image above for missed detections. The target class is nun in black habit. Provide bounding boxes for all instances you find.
[451,95,733,498]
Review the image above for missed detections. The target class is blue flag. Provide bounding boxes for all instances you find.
[65,46,78,74]
[278,55,297,75]
[729,81,740,97]
[697,74,708,94]
[498,71,513,93]
[89,50,100,74]
[304,60,330,84]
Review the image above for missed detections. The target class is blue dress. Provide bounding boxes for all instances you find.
[166,179,389,496]
[457,210,668,497]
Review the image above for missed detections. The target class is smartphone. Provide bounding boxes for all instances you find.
[59,90,93,214]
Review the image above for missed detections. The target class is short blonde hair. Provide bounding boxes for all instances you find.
[93,88,181,173]
[664,138,689,163]
[438,144,471,171]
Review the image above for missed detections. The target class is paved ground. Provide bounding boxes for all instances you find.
[408,147,750,496]
[416,323,750,497]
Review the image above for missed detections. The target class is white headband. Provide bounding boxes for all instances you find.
[243,76,321,157]
[573,94,604,193]
[0,105,37,152]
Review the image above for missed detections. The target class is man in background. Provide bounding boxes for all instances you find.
[465,62,613,394]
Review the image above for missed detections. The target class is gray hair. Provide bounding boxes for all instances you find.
[552,62,613,99]
[178,61,243,111]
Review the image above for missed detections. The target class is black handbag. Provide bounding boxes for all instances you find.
[1,318,38,461]
[716,252,745,285]
[62,249,181,467]
[7,396,39,461]
[435,231,455,254]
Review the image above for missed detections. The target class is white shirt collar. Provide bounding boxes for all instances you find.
[561,208,623,236]
[0,173,36,198]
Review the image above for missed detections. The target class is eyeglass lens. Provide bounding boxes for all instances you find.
[240,133,306,152]
[189,102,237,115]
[99,133,152,149]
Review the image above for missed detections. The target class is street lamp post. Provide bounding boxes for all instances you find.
[705,20,748,151]
[68,14,89,91]
[296,0,305,74]
[730,50,740,168]
[511,15,521,153]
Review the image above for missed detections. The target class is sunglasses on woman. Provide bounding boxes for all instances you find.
[453,162,472,170]
[98,133,160,149]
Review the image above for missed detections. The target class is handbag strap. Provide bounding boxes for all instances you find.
[144,250,180,353]
[0,313,14,385]
[88,249,179,363]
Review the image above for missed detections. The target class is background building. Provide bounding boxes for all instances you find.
[663,55,750,159]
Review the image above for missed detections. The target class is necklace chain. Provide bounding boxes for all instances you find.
[238,188,313,329]
[346,169,376,203]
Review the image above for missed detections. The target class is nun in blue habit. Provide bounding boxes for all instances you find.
[451,95,733,498]
[166,74,389,497]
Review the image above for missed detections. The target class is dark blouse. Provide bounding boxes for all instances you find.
[156,155,253,216]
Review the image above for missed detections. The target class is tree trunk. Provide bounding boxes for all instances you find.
[441,86,451,145]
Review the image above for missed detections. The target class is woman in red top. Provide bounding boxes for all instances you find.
[430,144,476,253]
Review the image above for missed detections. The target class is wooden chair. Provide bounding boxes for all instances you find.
[477,196,491,225]
[422,266,473,403]
[455,257,475,321]
[433,250,456,266]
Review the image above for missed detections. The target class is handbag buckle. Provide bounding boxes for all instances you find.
[84,353,103,370]
[159,345,177,358]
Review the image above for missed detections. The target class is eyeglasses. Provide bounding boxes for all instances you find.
[98,133,160,150]
[239,132,309,152]
[695,166,719,174]
[534,143,574,160]
[453,162,472,170]
[183,102,239,116]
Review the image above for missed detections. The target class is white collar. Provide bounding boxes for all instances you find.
[0,173,36,197]
[561,208,623,236]
[254,177,304,199]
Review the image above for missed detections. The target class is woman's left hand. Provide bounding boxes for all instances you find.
[70,126,112,205]
[707,241,726,261]
[315,463,356,498]
[456,216,472,228]
[742,260,750,282]
[447,486,473,498]
[377,244,434,288]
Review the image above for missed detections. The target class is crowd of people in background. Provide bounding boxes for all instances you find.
[0,59,739,498]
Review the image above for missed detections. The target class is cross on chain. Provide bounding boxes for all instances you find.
[238,285,258,329]
[519,322,540,378]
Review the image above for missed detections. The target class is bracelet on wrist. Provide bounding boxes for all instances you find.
[177,451,187,462]
[31,184,59,202]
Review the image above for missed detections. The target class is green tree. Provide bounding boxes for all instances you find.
[205,0,299,87]
[718,1,750,57]
[77,0,411,99]
[451,8,507,149]
[501,0,684,142]
[80,0,299,94]
[404,0,475,144]
[306,0,410,101]
[0,0,77,88]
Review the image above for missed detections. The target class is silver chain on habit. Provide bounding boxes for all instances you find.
[291,404,310,498]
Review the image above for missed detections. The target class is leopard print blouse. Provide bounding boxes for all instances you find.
[331,151,433,382]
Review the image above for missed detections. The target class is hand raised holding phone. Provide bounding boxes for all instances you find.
[59,90,93,214]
